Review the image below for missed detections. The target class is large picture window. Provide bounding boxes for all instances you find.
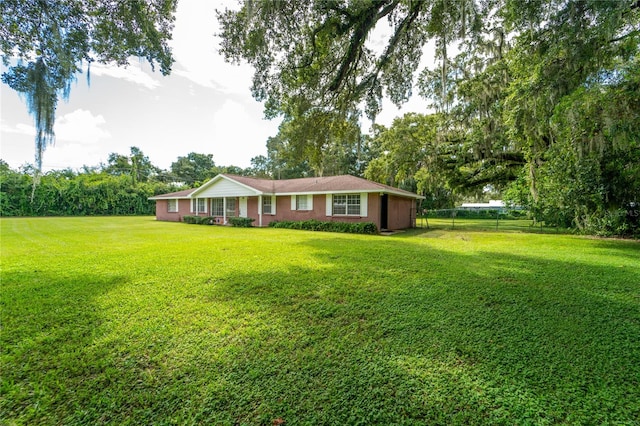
[211,198,224,216]
[333,194,360,216]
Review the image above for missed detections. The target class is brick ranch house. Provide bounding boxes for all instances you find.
[150,174,424,230]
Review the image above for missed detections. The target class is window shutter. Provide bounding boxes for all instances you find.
[271,195,277,215]
[291,195,297,211]
[360,193,368,217]
[326,194,332,216]
[307,194,314,211]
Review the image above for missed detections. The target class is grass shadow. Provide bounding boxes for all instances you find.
[190,236,640,424]
[1,271,128,423]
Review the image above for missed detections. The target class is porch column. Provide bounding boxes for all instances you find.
[223,197,227,224]
[258,195,263,227]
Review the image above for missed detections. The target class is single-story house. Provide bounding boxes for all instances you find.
[149,174,424,230]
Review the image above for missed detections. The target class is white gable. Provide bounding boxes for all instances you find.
[193,176,259,198]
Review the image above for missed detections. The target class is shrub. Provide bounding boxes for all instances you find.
[269,220,378,235]
[182,215,215,225]
[229,217,255,227]
[199,216,216,225]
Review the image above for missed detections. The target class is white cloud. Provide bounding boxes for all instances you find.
[88,62,161,89]
[170,0,253,94]
[54,109,110,144]
[210,100,279,167]
[1,121,36,136]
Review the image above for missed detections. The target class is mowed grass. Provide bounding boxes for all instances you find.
[1,217,639,425]
[417,217,562,233]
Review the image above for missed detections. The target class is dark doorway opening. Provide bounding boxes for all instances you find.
[381,194,388,230]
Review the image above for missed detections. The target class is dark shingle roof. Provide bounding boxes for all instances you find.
[148,188,196,199]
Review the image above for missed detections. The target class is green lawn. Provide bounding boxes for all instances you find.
[1,217,639,425]
[416,217,562,233]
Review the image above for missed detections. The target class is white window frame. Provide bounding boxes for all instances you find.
[332,193,364,216]
[263,196,272,214]
[292,194,313,211]
[167,199,178,213]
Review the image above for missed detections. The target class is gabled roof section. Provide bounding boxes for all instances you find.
[148,188,196,200]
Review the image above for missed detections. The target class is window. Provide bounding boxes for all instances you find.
[297,195,309,210]
[333,194,360,216]
[347,194,361,215]
[292,195,313,211]
[226,198,236,217]
[263,196,273,214]
[167,199,178,213]
[192,198,206,213]
[211,198,224,216]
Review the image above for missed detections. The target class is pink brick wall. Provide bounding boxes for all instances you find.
[155,193,415,230]
[154,199,192,222]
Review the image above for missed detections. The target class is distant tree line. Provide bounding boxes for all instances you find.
[0,147,260,217]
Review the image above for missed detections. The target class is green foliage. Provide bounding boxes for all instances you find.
[170,152,217,185]
[181,215,196,224]
[219,0,639,237]
[0,162,176,216]
[1,0,178,171]
[218,0,480,119]
[259,110,366,179]
[269,219,378,235]
[228,217,255,227]
[103,147,160,185]
[2,217,639,424]
[182,216,217,225]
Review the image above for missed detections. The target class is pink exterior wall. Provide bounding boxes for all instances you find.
[155,199,192,222]
[155,193,416,230]
[245,194,384,229]
[386,195,416,230]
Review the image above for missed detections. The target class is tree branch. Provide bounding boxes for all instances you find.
[355,1,423,96]
[328,0,399,92]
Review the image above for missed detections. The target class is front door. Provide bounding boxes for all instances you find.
[239,197,248,218]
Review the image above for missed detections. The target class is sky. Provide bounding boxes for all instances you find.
[0,1,431,173]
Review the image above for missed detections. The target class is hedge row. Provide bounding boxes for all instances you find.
[182,215,216,225]
[182,216,255,227]
[228,217,255,227]
[269,219,378,235]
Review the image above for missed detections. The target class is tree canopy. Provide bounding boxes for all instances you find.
[218,0,638,120]
[1,0,178,171]
[219,0,639,236]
